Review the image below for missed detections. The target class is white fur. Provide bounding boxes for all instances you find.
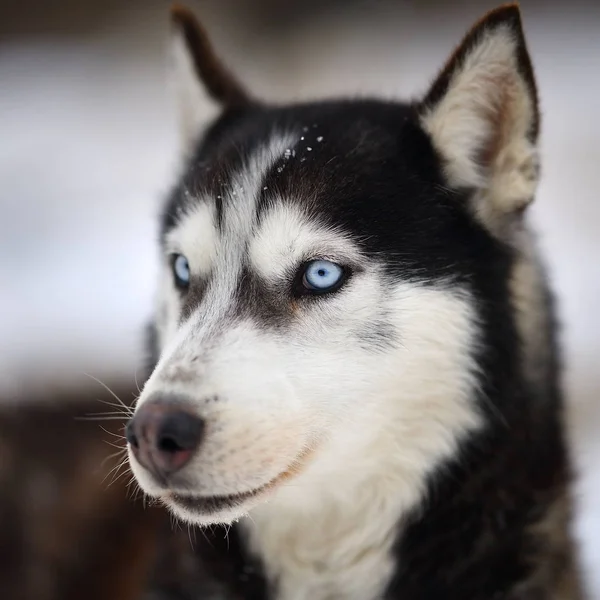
[421,24,539,225]
[165,200,218,276]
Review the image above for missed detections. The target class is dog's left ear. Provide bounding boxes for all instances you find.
[419,4,539,227]
[170,4,251,152]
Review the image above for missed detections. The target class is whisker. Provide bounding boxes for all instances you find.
[199,525,215,548]
[108,470,131,489]
[102,456,129,486]
[126,477,140,500]
[75,416,130,422]
[83,373,132,411]
[134,368,143,395]
[187,525,196,550]
[85,411,132,418]
[93,399,134,413]
[100,448,127,469]
[99,425,126,440]
[102,439,127,451]
[223,523,231,550]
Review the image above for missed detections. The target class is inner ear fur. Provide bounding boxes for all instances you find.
[419,4,540,228]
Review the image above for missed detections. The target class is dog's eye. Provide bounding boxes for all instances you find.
[301,260,345,294]
[171,254,190,290]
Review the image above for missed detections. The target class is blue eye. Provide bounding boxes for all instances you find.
[301,260,345,293]
[172,254,190,289]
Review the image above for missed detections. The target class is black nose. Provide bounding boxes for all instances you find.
[126,397,204,480]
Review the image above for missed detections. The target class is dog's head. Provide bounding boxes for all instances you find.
[128,5,540,524]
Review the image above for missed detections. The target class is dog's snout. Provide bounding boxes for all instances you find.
[126,397,204,480]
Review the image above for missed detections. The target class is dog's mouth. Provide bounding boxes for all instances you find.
[167,479,274,516]
[163,447,316,519]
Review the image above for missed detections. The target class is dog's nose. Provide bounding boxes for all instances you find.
[126,398,204,479]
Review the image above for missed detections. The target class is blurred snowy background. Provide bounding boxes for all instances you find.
[0,0,598,592]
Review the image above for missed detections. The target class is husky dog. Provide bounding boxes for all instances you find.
[127,4,584,598]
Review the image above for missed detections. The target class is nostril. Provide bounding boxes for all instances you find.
[156,411,204,455]
[125,420,139,449]
[157,434,184,454]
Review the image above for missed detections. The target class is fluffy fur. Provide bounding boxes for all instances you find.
[128,4,584,599]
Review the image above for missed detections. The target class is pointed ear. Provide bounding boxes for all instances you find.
[169,4,251,151]
[419,4,540,227]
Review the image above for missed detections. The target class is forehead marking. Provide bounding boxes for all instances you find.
[220,130,298,239]
[213,130,298,298]
[164,131,298,342]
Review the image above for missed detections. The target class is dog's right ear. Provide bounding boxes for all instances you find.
[418,5,540,235]
[170,4,251,152]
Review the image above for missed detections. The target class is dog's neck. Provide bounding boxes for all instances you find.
[241,475,405,600]
[238,422,441,600]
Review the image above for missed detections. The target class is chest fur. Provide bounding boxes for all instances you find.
[240,493,406,600]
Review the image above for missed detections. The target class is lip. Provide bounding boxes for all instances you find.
[168,482,271,515]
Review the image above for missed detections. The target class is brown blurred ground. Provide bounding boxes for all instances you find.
[0,382,163,600]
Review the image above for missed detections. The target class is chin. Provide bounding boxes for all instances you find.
[162,486,272,525]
